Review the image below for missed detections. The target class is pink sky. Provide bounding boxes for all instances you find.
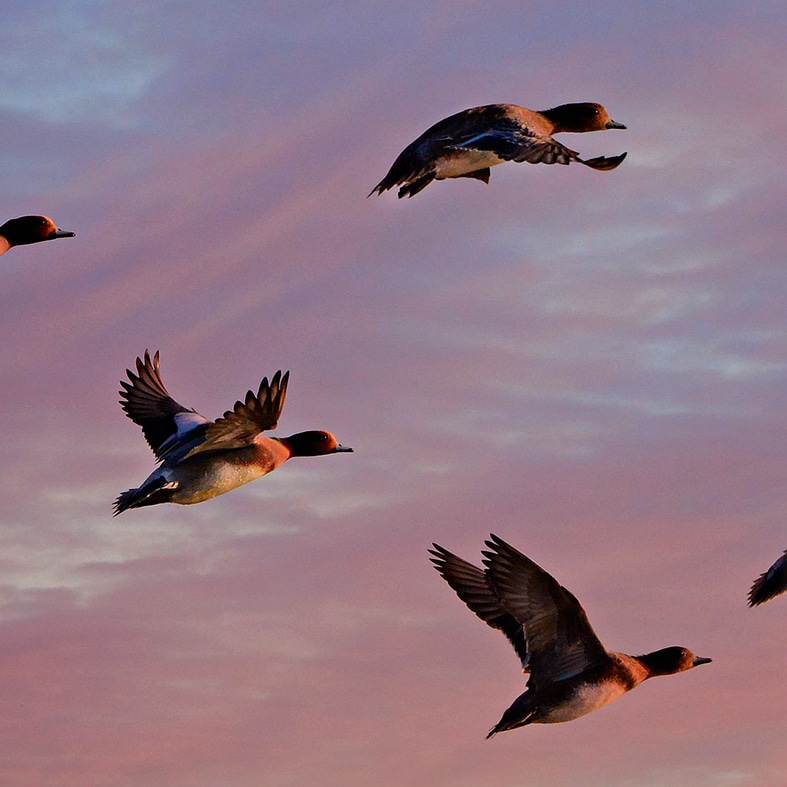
[1,2,785,785]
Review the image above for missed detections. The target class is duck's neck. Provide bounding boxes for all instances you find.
[538,106,567,132]
[260,435,293,465]
[636,651,675,677]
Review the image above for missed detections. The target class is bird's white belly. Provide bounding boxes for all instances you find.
[167,461,270,504]
[435,150,503,179]
[542,681,628,723]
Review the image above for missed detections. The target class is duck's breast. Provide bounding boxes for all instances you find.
[168,440,287,503]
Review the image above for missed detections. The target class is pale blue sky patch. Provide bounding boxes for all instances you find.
[493,222,671,263]
[1,3,170,127]
[643,337,786,379]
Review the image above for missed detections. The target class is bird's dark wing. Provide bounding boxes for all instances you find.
[430,543,529,670]
[119,350,209,462]
[449,117,578,165]
[369,106,516,196]
[482,534,608,687]
[749,550,787,606]
[186,370,289,457]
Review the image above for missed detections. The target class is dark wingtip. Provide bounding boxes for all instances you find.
[747,551,787,606]
[580,151,627,171]
[483,533,506,551]
[112,495,126,517]
[368,179,390,198]
[747,585,764,607]
[428,543,449,568]
[748,583,775,607]
[397,176,433,198]
[112,485,140,516]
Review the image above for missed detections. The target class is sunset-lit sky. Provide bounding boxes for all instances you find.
[1,2,785,785]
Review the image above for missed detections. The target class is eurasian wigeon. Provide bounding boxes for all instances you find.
[429,535,711,736]
[114,351,352,514]
[0,215,74,255]
[370,102,626,198]
[748,550,787,606]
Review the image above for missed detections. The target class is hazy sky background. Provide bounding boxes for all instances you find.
[1,2,785,785]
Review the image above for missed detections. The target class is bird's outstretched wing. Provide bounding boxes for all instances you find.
[482,534,608,688]
[185,370,289,457]
[430,543,529,670]
[119,350,209,462]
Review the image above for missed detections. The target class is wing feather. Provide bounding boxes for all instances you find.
[482,535,607,687]
[186,370,289,457]
[119,350,208,461]
[430,544,529,670]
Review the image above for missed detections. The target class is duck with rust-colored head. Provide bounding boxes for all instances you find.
[430,535,711,736]
[114,351,352,514]
[0,215,74,255]
[370,102,626,198]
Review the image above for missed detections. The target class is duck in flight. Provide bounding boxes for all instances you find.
[114,350,352,514]
[0,215,74,255]
[370,102,626,198]
[430,535,711,736]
